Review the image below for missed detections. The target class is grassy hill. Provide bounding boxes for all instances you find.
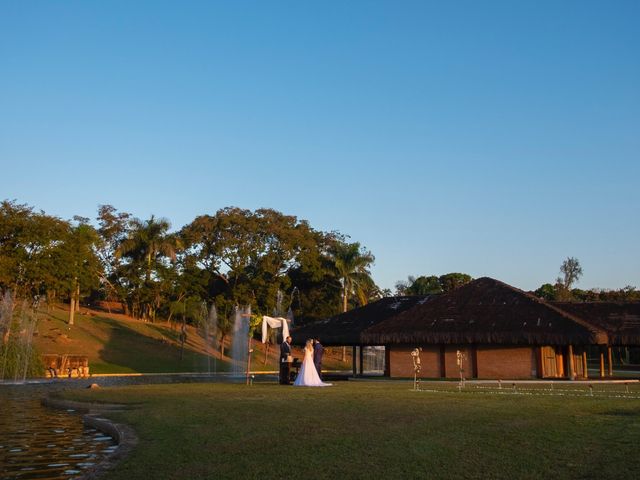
[32,305,348,375]
[26,307,318,374]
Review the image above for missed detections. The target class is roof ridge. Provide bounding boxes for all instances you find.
[473,277,609,337]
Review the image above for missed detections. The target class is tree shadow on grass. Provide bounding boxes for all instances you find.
[93,317,228,374]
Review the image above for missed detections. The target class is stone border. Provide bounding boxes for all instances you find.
[41,396,138,479]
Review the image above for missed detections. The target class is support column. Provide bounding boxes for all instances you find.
[439,345,446,378]
[599,348,605,378]
[384,346,391,377]
[582,351,588,379]
[607,346,613,377]
[352,346,357,377]
[567,345,576,380]
[471,346,478,379]
[536,347,544,378]
[359,346,364,375]
[556,347,564,377]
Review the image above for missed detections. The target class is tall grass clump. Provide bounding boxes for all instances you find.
[0,291,44,381]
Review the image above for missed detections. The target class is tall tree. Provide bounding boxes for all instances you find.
[51,220,102,325]
[116,215,180,320]
[0,200,69,299]
[329,241,375,313]
[328,241,375,361]
[117,215,179,282]
[558,257,583,290]
[181,207,321,315]
[95,205,131,309]
[555,257,583,302]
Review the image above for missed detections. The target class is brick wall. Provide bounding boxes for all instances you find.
[476,346,536,379]
[388,345,538,379]
[444,346,474,379]
[389,346,441,377]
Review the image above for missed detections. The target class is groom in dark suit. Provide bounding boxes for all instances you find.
[313,338,324,380]
[279,336,292,385]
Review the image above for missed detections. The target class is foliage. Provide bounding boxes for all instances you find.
[396,273,472,295]
[328,240,376,313]
[95,205,131,306]
[558,256,583,289]
[534,283,640,303]
[0,200,70,299]
[0,300,44,380]
[0,341,44,379]
[555,256,583,300]
[534,283,557,301]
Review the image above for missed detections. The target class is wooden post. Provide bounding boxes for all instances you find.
[607,346,613,377]
[599,348,605,378]
[582,351,588,379]
[536,347,544,378]
[384,346,391,377]
[352,346,357,377]
[246,335,252,385]
[471,346,478,379]
[556,347,564,378]
[359,345,364,375]
[567,345,575,380]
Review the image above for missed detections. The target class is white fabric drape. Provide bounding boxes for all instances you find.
[261,316,290,343]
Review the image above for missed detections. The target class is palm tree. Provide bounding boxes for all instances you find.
[330,241,375,313]
[329,241,375,361]
[116,215,179,281]
[116,216,181,320]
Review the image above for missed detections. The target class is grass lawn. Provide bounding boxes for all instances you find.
[34,306,351,374]
[62,381,640,479]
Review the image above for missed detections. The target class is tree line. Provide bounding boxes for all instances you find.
[0,200,379,329]
[2,200,636,335]
[395,258,639,303]
[534,257,639,302]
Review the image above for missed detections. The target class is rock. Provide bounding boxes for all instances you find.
[87,383,100,389]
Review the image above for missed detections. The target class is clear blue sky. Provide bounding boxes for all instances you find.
[1,1,638,292]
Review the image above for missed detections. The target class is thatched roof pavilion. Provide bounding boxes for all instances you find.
[362,277,609,346]
[291,295,432,346]
[290,277,635,379]
[553,302,640,345]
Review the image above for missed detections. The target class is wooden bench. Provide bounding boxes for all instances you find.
[42,354,90,378]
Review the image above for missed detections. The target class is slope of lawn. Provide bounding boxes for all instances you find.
[33,306,348,375]
[63,381,640,480]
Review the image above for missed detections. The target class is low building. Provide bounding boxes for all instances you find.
[363,278,608,379]
[292,277,640,380]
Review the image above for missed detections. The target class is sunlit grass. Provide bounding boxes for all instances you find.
[33,306,351,375]
[64,380,640,479]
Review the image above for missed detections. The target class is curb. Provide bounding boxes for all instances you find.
[41,396,139,479]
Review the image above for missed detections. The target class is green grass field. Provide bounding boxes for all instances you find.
[63,381,640,479]
[34,306,350,374]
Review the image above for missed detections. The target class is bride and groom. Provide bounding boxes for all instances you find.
[280,336,331,387]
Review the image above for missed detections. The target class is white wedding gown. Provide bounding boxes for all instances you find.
[293,346,332,387]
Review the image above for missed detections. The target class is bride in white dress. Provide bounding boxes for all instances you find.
[293,339,332,387]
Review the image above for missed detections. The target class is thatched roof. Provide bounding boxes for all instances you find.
[362,277,609,346]
[553,302,640,345]
[290,296,432,346]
